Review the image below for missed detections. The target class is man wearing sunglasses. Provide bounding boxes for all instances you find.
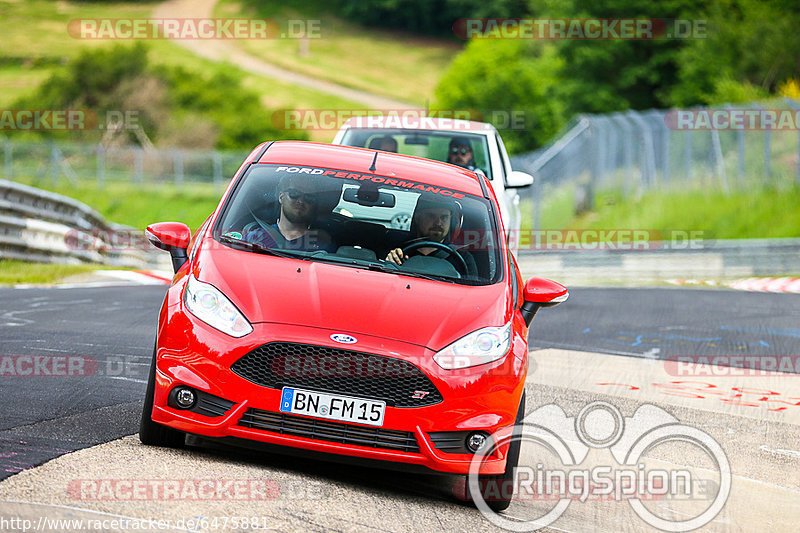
[447,137,479,172]
[244,175,335,252]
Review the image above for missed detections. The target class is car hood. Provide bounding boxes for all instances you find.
[194,246,509,350]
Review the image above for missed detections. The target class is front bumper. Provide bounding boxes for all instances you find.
[151,304,527,475]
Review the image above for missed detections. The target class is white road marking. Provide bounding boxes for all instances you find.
[759,445,800,458]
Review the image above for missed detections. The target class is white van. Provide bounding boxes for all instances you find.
[332,116,533,254]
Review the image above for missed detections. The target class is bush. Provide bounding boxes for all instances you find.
[13,43,305,149]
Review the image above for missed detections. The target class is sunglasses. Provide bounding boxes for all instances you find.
[284,189,317,203]
[450,146,471,155]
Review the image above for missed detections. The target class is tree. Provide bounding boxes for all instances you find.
[435,38,566,152]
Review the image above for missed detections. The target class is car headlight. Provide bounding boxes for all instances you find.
[433,323,512,369]
[184,275,253,338]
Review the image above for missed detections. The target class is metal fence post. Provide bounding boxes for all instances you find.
[97,145,105,187]
[683,130,692,181]
[533,174,541,232]
[786,98,800,183]
[710,127,729,194]
[134,147,143,184]
[737,129,745,183]
[174,150,184,186]
[658,110,670,184]
[3,137,11,179]
[213,152,222,187]
[50,143,59,186]
[753,104,770,179]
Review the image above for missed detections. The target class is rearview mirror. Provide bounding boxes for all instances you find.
[343,186,396,207]
[146,222,191,273]
[404,135,429,145]
[506,170,534,188]
[521,277,568,326]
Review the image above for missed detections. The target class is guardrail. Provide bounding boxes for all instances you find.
[517,238,800,283]
[0,179,168,269]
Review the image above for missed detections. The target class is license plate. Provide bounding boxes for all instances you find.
[279,387,386,427]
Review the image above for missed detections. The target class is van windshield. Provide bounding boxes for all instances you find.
[214,164,503,286]
[339,129,493,180]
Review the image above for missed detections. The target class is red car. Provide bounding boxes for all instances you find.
[140,141,567,510]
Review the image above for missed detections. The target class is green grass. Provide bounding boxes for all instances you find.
[11,176,223,230]
[0,0,365,143]
[0,259,117,284]
[215,0,460,106]
[0,65,57,107]
[537,183,800,239]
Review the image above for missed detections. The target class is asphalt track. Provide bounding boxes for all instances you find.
[0,284,798,532]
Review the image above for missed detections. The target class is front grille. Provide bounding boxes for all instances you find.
[238,408,420,453]
[230,342,442,407]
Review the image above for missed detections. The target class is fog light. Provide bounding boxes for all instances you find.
[466,432,489,453]
[174,387,196,409]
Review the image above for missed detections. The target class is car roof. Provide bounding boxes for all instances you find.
[340,115,496,135]
[257,140,486,197]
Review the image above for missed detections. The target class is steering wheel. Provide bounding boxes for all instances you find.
[401,239,469,275]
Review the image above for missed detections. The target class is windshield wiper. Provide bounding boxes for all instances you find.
[218,234,300,259]
[365,262,460,283]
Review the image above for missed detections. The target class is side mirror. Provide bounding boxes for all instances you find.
[521,277,568,326]
[506,170,534,188]
[146,222,191,273]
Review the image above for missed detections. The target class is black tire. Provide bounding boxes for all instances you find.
[139,347,185,448]
[467,390,526,512]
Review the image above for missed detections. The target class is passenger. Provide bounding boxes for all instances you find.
[368,135,398,153]
[447,137,485,176]
[385,195,477,276]
[244,175,335,252]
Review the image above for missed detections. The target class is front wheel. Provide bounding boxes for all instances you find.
[139,347,185,448]
[466,390,526,512]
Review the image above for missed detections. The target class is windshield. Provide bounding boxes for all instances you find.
[338,129,493,180]
[213,164,503,286]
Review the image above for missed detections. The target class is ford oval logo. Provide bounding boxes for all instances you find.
[330,334,357,344]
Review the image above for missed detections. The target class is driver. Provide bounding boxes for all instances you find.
[385,195,477,275]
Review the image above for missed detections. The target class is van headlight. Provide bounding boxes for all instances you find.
[184,275,253,338]
[433,323,511,369]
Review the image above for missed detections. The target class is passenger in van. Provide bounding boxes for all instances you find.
[368,136,398,153]
[385,195,477,276]
[244,175,336,252]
